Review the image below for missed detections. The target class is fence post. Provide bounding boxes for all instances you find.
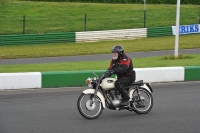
[199,8,200,24]
[144,0,146,28]
[84,14,86,31]
[23,16,26,34]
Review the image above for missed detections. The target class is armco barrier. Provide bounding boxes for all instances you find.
[42,70,116,88]
[0,72,41,90]
[184,66,200,81]
[42,70,103,88]
[147,26,173,38]
[1,25,199,45]
[76,28,147,43]
[0,66,199,90]
[0,32,75,45]
[135,67,184,83]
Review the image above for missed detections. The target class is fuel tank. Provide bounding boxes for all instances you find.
[100,78,117,90]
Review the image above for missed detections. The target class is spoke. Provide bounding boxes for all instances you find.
[132,89,151,112]
[79,94,102,118]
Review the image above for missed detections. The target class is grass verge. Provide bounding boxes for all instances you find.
[0,1,199,34]
[0,54,200,73]
[0,34,200,59]
[163,54,193,60]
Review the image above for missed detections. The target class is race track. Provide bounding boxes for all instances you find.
[1,49,200,65]
[0,81,200,133]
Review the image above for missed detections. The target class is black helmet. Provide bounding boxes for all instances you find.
[111,45,124,55]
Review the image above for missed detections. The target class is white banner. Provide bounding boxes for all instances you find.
[172,24,200,35]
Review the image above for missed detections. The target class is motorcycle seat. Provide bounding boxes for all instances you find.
[131,80,143,86]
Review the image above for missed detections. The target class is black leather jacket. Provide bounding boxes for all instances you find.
[108,53,135,78]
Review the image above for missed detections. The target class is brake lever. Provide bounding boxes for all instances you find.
[92,71,99,78]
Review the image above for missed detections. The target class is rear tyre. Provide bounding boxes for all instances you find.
[131,87,153,114]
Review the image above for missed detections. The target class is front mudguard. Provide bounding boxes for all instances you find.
[82,89,106,109]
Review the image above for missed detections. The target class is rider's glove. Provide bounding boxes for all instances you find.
[104,69,114,78]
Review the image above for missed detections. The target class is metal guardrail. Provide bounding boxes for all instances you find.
[0,32,76,45]
[76,28,147,43]
[0,26,198,45]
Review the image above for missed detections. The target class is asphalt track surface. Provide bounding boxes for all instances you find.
[0,49,200,65]
[0,81,200,133]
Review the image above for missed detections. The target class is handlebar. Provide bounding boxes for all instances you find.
[92,69,113,81]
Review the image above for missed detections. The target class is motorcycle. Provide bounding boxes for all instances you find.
[77,70,153,119]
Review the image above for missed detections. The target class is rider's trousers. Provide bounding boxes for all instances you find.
[114,74,135,100]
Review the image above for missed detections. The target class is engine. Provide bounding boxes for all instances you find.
[108,90,122,107]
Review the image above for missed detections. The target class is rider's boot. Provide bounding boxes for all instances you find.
[120,90,130,106]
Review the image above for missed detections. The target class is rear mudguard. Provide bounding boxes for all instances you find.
[82,89,106,109]
[129,84,152,101]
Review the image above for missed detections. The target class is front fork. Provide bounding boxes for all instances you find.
[90,79,101,106]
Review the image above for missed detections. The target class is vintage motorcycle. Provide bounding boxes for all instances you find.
[77,71,153,119]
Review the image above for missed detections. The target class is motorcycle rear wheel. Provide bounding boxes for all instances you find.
[77,93,103,119]
[131,87,153,114]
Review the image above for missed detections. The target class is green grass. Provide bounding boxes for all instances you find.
[0,0,199,34]
[0,54,200,73]
[0,34,199,59]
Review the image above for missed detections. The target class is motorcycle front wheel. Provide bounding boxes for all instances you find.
[77,93,103,119]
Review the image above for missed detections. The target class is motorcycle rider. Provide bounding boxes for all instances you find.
[104,45,136,106]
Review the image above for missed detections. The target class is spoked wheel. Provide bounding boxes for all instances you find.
[77,93,103,119]
[131,87,153,114]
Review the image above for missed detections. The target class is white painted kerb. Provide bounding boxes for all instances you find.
[0,72,41,90]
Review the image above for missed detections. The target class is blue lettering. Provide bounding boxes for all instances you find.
[177,25,200,34]
[195,25,199,32]
[190,25,195,33]
[179,26,182,34]
[186,26,190,33]
[181,26,186,34]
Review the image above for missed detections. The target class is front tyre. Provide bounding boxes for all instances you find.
[77,93,103,119]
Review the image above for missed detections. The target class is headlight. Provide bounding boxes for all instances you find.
[86,78,93,87]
